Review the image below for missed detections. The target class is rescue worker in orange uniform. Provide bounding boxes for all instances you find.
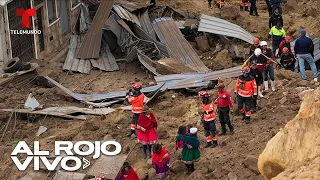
[126,82,145,137]
[198,90,218,148]
[235,67,257,124]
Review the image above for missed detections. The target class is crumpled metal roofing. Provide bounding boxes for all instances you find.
[112,5,141,26]
[76,0,115,59]
[115,0,152,12]
[198,14,255,44]
[152,17,209,72]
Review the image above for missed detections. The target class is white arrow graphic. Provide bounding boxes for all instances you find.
[82,157,90,169]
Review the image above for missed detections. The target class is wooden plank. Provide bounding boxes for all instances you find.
[63,35,78,70]
[90,59,100,69]
[83,60,92,74]
[78,59,86,73]
[71,59,80,72]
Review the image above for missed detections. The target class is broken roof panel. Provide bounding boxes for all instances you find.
[77,0,115,59]
[152,17,209,72]
[198,14,255,44]
[138,9,156,39]
[115,0,152,12]
[113,4,141,26]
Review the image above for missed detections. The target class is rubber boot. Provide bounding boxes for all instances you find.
[218,130,226,136]
[240,5,243,11]
[271,80,276,91]
[190,163,195,172]
[211,140,218,148]
[147,145,152,158]
[245,6,249,11]
[258,86,264,97]
[230,128,234,135]
[241,113,246,120]
[143,145,147,159]
[204,142,212,148]
[245,116,250,124]
[264,81,269,91]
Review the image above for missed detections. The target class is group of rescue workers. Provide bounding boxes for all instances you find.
[114,1,320,179]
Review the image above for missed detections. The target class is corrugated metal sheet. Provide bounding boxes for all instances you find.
[113,5,141,26]
[152,17,209,72]
[77,0,115,59]
[138,9,156,39]
[94,42,119,71]
[131,23,169,57]
[198,14,255,44]
[115,0,152,12]
[137,52,160,75]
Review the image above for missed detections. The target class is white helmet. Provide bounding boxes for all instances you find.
[254,48,262,56]
[260,41,268,46]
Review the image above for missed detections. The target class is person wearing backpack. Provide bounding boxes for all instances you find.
[269,8,283,29]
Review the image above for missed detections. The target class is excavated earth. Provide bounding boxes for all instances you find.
[0,0,320,179]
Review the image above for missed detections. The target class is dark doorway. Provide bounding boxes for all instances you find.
[7,0,34,61]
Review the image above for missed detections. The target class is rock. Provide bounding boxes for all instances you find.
[195,36,210,52]
[242,155,260,175]
[35,88,47,95]
[147,168,156,178]
[211,49,233,71]
[186,170,205,180]
[167,104,187,117]
[157,127,169,139]
[297,80,308,87]
[170,160,185,173]
[157,58,196,75]
[136,167,149,180]
[220,6,239,20]
[298,89,314,100]
[258,88,320,180]
[228,172,237,180]
[294,87,309,93]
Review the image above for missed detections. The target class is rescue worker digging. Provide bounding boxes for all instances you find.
[235,67,257,124]
[215,83,234,135]
[198,91,218,148]
[126,82,145,137]
[261,41,276,92]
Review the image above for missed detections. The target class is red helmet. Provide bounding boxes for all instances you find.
[198,90,209,98]
[242,66,250,74]
[285,36,291,41]
[253,38,260,45]
[132,82,142,89]
[217,83,225,88]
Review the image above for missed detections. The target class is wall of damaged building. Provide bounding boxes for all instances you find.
[35,0,80,59]
[0,6,8,68]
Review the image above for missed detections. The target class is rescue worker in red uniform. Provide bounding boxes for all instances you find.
[126,82,145,137]
[279,36,292,56]
[215,83,234,135]
[198,91,218,148]
[235,67,257,124]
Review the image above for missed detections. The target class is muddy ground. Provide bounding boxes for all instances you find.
[1,0,320,179]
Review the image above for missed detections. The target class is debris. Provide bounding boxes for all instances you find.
[298,89,314,100]
[279,97,288,104]
[83,99,125,108]
[228,172,237,180]
[195,36,210,52]
[53,170,86,180]
[20,171,48,180]
[36,126,48,136]
[24,93,41,110]
[156,58,196,75]
[86,153,128,179]
[243,155,260,175]
[2,57,23,73]
[0,106,115,120]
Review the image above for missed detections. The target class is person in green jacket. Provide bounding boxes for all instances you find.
[269,22,286,56]
[176,127,201,174]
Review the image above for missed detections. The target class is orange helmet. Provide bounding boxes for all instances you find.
[217,83,225,88]
[132,82,142,89]
[253,38,260,45]
[242,66,250,74]
[198,90,209,98]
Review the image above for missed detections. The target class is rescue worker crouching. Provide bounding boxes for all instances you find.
[198,91,218,148]
[235,67,257,124]
[126,82,145,137]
